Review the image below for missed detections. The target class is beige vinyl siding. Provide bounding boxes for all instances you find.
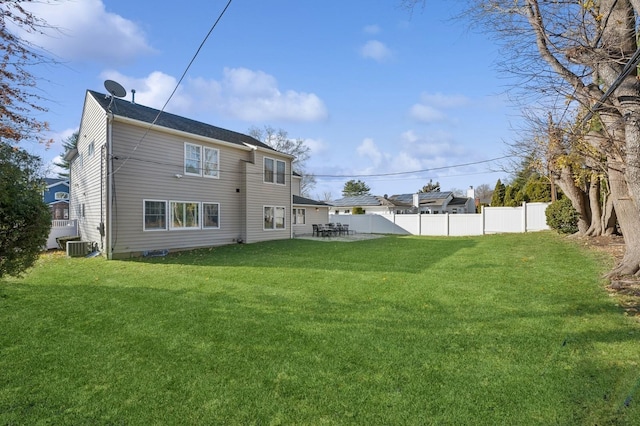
[292,175,301,196]
[71,94,108,250]
[244,151,291,243]
[108,120,249,256]
[292,206,330,235]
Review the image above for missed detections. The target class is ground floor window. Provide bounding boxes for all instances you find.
[203,203,220,228]
[293,208,305,225]
[264,206,285,230]
[144,200,167,230]
[170,201,200,229]
[144,200,221,231]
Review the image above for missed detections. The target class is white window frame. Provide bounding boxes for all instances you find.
[143,200,167,231]
[88,140,95,157]
[264,157,274,183]
[203,147,220,178]
[276,159,286,185]
[170,201,200,230]
[184,143,201,176]
[202,202,220,229]
[292,208,306,225]
[264,157,286,185]
[264,206,286,230]
[54,191,69,200]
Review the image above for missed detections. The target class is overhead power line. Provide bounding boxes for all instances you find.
[111,0,234,176]
[312,156,511,178]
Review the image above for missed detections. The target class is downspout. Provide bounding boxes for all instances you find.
[290,168,293,240]
[100,144,105,251]
[106,112,114,259]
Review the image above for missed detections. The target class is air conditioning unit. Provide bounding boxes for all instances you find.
[67,241,91,257]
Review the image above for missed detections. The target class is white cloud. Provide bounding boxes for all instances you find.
[419,93,470,108]
[100,67,328,122]
[357,138,384,166]
[199,67,328,121]
[363,25,381,35]
[409,92,471,123]
[409,104,446,123]
[360,40,392,62]
[304,138,330,156]
[100,70,191,110]
[400,129,463,157]
[18,0,154,64]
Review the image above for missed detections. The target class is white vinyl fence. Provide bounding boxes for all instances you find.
[46,219,79,249]
[329,202,550,237]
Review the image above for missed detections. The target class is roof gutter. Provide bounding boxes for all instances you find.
[111,115,256,152]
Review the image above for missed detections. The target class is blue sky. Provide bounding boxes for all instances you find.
[17,0,517,199]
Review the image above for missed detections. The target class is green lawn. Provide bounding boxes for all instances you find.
[1,232,639,425]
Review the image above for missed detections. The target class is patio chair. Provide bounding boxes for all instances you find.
[312,224,321,237]
[318,224,331,237]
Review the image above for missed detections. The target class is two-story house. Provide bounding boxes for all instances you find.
[43,178,70,220]
[65,89,326,259]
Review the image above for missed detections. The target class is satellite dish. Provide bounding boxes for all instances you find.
[104,80,126,98]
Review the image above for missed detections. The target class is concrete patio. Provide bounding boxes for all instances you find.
[293,233,385,242]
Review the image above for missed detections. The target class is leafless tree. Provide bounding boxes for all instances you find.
[404,0,640,276]
[1,1,56,147]
[248,125,317,197]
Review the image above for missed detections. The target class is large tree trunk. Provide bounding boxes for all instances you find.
[584,174,603,236]
[552,166,591,235]
[602,195,617,235]
[606,161,640,276]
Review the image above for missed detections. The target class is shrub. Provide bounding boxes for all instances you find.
[0,143,52,278]
[545,197,579,234]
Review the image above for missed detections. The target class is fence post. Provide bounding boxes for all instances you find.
[481,206,486,235]
[445,212,450,236]
[522,202,528,233]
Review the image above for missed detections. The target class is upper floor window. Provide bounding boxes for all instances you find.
[88,141,95,157]
[54,192,69,200]
[185,143,201,175]
[184,143,220,178]
[264,157,285,185]
[203,147,219,178]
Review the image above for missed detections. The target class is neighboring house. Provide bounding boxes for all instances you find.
[43,178,70,220]
[66,89,325,259]
[330,195,400,215]
[390,191,476,214]
[331,191,476,215]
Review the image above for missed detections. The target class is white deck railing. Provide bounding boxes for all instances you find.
[46,219,79,249]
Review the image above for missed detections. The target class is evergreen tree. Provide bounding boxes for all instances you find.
[342,179,371,196]
[54,131,79,179]
[419,179,440,193]
[490,179,505,206]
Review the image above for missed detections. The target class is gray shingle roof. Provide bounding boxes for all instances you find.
[448,197,469,206]
[293,195,329,206]
[88,90,276,151]
[388,191,453,204]
[330,195,395,207]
